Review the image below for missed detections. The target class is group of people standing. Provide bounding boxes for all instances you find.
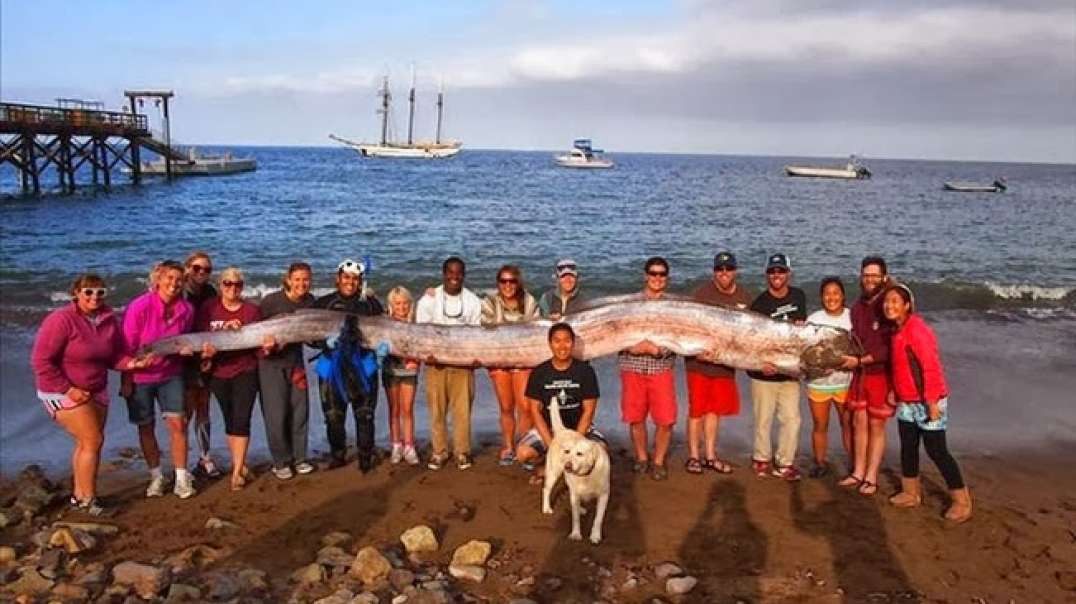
[31,250,970,523]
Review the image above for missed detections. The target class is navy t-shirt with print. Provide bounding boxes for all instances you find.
[747,287,808,382]
[525,359,600,430]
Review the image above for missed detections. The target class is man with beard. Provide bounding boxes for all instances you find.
[838,256,894,496]
[314,259,384,473]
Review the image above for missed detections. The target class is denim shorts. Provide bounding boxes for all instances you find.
[126,375,185,425]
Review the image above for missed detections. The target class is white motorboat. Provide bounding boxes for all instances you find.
[554,139,614,169]
[331,69,461,160]
[943,178,1006,193]
[136,147,256,176]
[785,155,871,179]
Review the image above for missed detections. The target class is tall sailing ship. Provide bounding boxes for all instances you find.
[330,70,461,159]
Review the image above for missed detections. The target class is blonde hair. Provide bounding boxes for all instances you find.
[218,266,244,287]
[150,260,184,291]
[385,286,415,322]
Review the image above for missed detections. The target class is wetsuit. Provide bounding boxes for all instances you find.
[313,290,384,467]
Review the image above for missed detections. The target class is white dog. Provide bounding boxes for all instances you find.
[541,391,611,544]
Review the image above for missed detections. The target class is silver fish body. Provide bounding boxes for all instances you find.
[143,301,855,378]
[141,310,348,357]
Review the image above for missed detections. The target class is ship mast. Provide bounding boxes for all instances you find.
[407,64,416,146]
[378,75,391,146]
[435,79,444,145]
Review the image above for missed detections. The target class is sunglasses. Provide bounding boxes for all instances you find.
[190,265,212,274]
[79,288,107,298]
[646,271,669,277]
[222,280,244,288]
[498,278,518,285]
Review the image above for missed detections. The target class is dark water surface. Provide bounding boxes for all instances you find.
[2,149,1074,473]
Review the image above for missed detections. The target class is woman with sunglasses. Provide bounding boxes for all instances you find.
[195,267,264,491]
[182,251,222,480]
[32,274,152,515]
[883,283,972,523]
[480,265,540,466]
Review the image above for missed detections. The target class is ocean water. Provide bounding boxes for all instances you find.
[1,149,1074,473]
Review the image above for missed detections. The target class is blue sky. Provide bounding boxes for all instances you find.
[3,1,1074,162]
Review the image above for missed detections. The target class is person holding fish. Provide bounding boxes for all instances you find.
[382,286,421,465]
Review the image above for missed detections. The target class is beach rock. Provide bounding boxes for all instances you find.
[164,582,202,602]
[507,600,539,604]
[202,570,241,600]
[350,546,392,585]
[391,595,408,604]
[111,561,172,599]
[291,563,326,585]
[53,521,121,536]
[48,526,97,554]
[313,588,354,604]
[238,568,269,595]
[163,543,227,574]
[621,577,639,591]
[14,484,55,517]
[541,575,563,591]
[0,508,13,528]
[51,581,91,601]
[390,568,416,591]
[38,548,68,579]
[321,531,354,549]
[7,568,54,596]
[400,525,439,554]
[409,589,450,604]
[318,545,356,568]
[422,579,448,591]
[73,562,108,586]
[450,540,491,567]
[204,516,240,530]
[653,562,683,579]
[385,549,406,568]
[0,546,16,564]
[448,564,486,583]
[349,593,380,604]
[665,576,698,595]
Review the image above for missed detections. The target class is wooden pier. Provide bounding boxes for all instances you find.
[0,101,151,195]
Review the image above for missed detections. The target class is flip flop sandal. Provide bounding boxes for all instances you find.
[858,480,878,496]
[632,460,651,475]
[651,464,669,481]
[520,461,536,472]
[498,450,517,467]
[838,474,865,488]
[704,458,734,474]
[684,457,704,474]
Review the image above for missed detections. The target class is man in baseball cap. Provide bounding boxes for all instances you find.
[539,259,589,320]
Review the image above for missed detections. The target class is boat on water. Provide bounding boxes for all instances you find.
[136,147,257,176]
[554,139,614,169]
[785,155,871,179]
[330,70,461,159]
[943,178,1006,193]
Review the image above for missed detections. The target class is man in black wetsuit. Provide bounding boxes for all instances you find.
[314,259,384,472]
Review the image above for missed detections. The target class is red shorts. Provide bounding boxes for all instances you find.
[847,371,894,419]
[686,371,740,418]
[620,370,677,426]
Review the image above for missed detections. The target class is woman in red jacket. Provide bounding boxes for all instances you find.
[883,283,971,523]
[31,274,151,515]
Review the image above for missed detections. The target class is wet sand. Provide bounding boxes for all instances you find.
[4,442,1075,603]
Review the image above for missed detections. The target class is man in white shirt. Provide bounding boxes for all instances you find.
[415,256,483,470]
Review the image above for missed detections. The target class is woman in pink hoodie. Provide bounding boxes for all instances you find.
[31,274,151,515]
[883,283,971,523]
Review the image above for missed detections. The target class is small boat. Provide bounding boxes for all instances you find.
[554,139,614,169]
[331,69,461,160]
[785,155,871,179]
[136,147,256,176]
[943,178,1006,193]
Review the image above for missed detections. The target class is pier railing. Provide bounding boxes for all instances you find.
[0,102,148,134]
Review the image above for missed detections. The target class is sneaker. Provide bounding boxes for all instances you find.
[173,474,197,499]
[456,454,473,471]
[145,475,166,498]
[327,457,347,470]
[294,461,316,475]
[197,457,223,479]
[427,452,449,471]
[752,460,772,478]
[390,443,404,465]
[402,445,420,466]
[771,464,802,482]
[70,496,110,517]
[358,453,374,474]
[272,466,294,480]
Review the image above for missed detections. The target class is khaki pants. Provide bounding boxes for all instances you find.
[425,365,475,457]
[750,379,802,467]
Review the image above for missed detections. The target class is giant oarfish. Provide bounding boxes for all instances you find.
[142,300,857,378]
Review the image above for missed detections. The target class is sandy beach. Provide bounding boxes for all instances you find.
[2,439,1075,603]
